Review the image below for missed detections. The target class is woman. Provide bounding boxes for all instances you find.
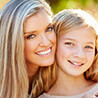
[39,9,98,98]
[0,0,56,98]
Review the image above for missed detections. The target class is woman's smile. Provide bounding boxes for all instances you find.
[35,47,52,57]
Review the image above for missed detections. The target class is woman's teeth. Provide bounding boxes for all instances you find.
[37,48,51,55]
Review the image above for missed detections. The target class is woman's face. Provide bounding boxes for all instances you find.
[24,10,56,68]
[56,27,96,76]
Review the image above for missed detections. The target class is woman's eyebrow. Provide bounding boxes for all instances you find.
[45,23,53,29]
[24,30,37,34]
[24,23,53,34]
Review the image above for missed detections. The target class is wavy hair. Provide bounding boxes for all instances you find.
[53,9,98,82]
[0,0,56,98]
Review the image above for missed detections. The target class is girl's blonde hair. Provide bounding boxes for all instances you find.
[0,0,56,98]
[53,9,98,82]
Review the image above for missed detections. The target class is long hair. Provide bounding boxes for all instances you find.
[53,9,98,82]
[30,61,57,98]
[0,0,56,98]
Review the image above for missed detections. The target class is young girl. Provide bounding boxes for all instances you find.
[0,0,56,98]
[39,9,98,98]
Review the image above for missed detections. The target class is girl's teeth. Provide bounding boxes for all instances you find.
[37,48,51,55]
[68,60,83,66]
[73,62,81,66]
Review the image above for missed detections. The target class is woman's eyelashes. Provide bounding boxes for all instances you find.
[26,34,36,39]
[25,26,54,39]
[46,26,54,32]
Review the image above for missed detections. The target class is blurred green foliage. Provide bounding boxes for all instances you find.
[46,0,98,21]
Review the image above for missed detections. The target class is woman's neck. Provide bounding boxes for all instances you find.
[26,63,39,93]
[28,66,39,82]
[48,67,94,96]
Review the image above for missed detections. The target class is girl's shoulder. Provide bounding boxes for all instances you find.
[38,83,98,98]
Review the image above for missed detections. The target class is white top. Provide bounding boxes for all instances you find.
[38,83,98,98]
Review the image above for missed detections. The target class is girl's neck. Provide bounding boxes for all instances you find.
[48,67,94,96]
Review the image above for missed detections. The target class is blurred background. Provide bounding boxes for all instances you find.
[46,0,98,21]
[0,0,98,21]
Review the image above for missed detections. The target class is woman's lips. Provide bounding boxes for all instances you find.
[35,47,52,57]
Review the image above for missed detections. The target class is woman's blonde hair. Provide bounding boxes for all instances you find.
[0,0,56,98]
[53,9,98,82]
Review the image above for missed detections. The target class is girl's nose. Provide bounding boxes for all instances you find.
[73,47,85,59]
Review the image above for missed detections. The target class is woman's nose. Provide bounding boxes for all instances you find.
[40,34,50,47]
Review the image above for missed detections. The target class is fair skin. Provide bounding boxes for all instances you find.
[56,27,95,77]
[82,94,98,98]
[48,26,96,96]
[23,10,56,85]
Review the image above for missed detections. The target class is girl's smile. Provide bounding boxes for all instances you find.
[56,26,96,76]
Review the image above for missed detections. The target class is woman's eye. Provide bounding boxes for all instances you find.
[85,46,93,49]
[65,42,74,46]
[46,26,54,32]
[26,34,36,39]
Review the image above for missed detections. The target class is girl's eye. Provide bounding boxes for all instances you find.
[26,34,36,39]
[65,42,74,46]
[85,46,93,49]
[46,26,54,32]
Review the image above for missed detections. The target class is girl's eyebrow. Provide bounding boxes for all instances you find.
[86,42,95,45]
[63,38,76,41]
[63,38,95,45]
[24,23,52,34]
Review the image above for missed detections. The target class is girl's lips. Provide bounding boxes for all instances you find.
[68,60,84,67]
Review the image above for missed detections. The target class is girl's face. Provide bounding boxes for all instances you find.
[24,10,56,68]
[56,27,96,76]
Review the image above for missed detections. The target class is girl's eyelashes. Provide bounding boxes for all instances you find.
[26,34,36,39]
[64,42,74,46]
[85,45,93,49]
[46,26,54,32]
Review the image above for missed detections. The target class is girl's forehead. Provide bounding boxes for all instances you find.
[59,26,96,44]
[60,26,96,37]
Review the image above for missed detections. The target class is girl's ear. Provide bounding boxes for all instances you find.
[95,47,97,56]
[97,35,98,39]
[95,35,98,55]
